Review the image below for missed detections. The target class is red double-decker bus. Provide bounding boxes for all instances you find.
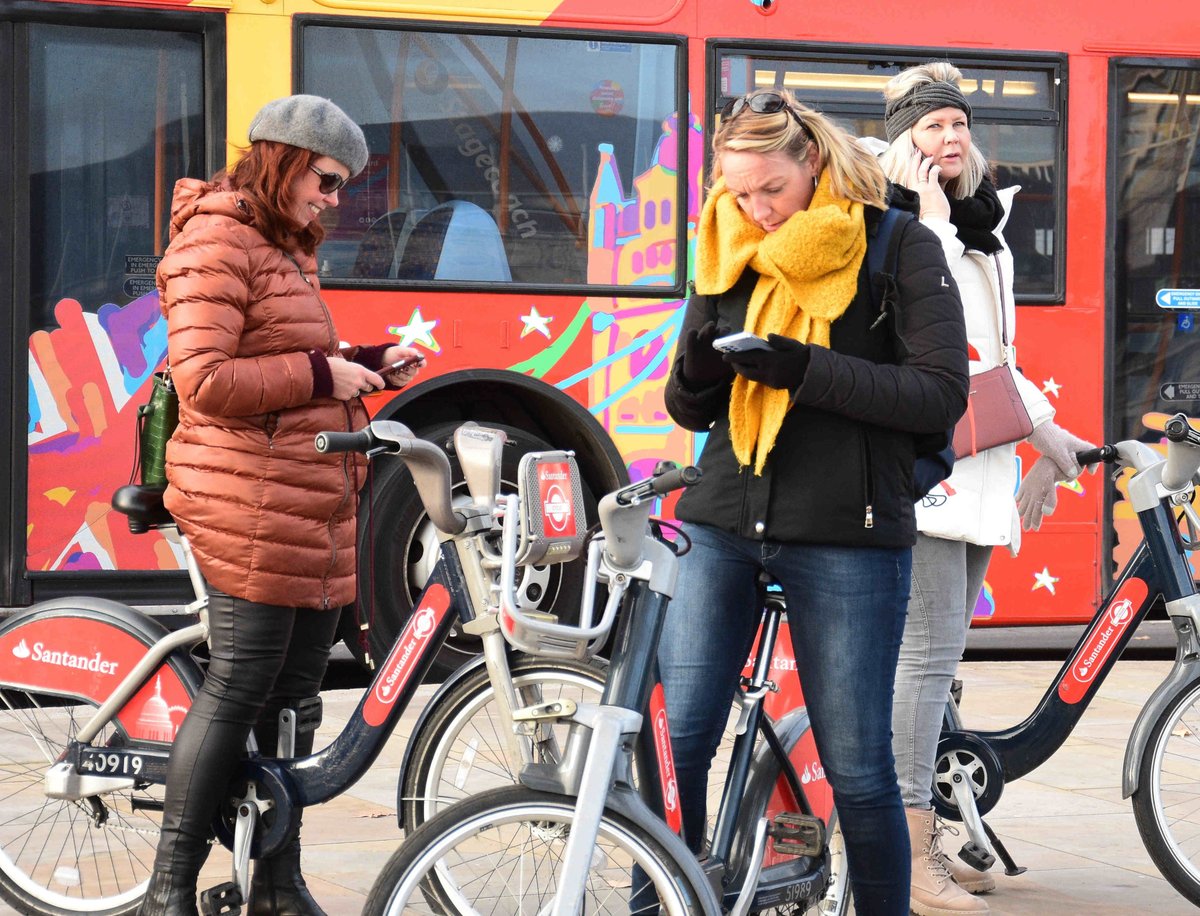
[5,0,1198,669]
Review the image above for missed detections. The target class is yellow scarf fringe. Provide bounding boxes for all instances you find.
[695,173,867,474]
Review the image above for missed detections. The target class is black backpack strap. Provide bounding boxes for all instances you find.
[868,205,914,320]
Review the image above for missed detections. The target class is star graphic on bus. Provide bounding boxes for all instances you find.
[387,308,440,352]
[1032,566,1059,595]
[520,305,553,339]
[1041,377,1062,397]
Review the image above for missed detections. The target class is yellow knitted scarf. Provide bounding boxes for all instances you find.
[695,172,867,474]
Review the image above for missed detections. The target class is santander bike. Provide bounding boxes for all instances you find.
[932,413,1200,908]
[0,421,609,916]
[364,459,849,915]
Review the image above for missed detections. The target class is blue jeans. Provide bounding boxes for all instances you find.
[659,523,911,915]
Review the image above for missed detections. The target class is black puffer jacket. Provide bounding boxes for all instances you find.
[665,190,968,548]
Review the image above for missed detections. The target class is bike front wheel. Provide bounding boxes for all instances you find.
[400,655,606,831]
[366,785,711,915]
[0,687,165,916]
[1132,676,1200,906]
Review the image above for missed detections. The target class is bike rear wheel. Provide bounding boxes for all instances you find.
[367,785,709,915]
[1132,677,1200,906]
[0,688,164,916]
[400,656,606,831]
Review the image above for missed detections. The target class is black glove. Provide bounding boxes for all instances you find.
[679,321,733,387]
[724,334,811,390]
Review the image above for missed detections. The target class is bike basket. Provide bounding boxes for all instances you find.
[517,450,587,566]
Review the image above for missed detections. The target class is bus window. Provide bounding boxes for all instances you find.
[711,48,1065,301]
[298,22,683,290]
[1112,63,1200,442]
[28,24,206,334]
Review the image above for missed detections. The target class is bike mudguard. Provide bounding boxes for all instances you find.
[0,598,204,743]
[727,707,830,883]
[604,783,724,912]
[1122,648,1200,797]
[394,650,611,821]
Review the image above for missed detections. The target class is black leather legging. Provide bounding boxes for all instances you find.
[152,589,341,874]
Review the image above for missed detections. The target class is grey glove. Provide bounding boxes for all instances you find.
[1027,421,1096,480]
[1016,455,1061,532]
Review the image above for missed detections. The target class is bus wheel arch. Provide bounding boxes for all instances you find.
[339,370,629,676]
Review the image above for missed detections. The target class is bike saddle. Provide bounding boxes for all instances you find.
[112,484,173,533]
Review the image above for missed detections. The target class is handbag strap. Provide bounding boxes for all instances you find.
[993,253,1011,364]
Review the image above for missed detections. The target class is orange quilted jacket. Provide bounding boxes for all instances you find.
[157,178,369,609]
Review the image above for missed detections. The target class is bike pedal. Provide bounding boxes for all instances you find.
[199,881,243,916]
[769,812,825,857]
[959,841,996,871]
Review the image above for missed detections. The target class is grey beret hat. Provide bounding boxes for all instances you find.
[248,94,369,177]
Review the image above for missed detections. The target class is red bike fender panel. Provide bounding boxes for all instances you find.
[362,583,452,727]
[1058,577,1149,704]
[0,616,191,742]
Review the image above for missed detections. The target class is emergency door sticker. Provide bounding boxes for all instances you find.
[1058,577,1149,704]
[538,462,577,537]
[362,583,451,726]
[0,617,191,742]
[649,682,682,834]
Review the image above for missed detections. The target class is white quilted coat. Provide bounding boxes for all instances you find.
[913,187,1054,554]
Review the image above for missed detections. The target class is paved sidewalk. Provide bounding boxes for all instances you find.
[2,660,1192,915]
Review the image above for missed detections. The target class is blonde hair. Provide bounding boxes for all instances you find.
[879,62,990,199]
[711,89,889,210]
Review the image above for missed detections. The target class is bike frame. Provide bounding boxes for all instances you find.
[946,439,1200,794]
[6,423,588,870]
[497,479,827,915]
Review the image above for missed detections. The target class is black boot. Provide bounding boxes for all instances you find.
[248,840,327,916]
[137,866,200,916]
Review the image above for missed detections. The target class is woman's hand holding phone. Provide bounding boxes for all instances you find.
[380,346,425,389]
[907,149,950,221]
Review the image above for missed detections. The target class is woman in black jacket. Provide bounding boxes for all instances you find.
[658,89,968,915]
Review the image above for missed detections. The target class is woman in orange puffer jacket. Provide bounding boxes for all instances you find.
[140,95,424,916]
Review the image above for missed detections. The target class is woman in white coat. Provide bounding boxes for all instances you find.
[878,62,1094,916]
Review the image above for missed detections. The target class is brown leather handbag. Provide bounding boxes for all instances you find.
[952,364,1032,459]
[951,259,1032,459]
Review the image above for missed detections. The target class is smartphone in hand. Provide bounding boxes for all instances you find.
[389,354,425,370]
[712,331,772,353]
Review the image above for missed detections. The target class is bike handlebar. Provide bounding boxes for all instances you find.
[1076,445,1118,467]
[314,421,465,535]
[614,463,702,506]
[601,462,701,570]
[314,429,373,454]
[1162,413,1200,491]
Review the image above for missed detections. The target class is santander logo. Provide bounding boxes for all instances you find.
[11,637,120,676]
[537,463,576,537]
[1058,579,1148,705]
[649,684,682,834]
[362,584,451,727]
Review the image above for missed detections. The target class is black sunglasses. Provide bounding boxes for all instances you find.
[310,165,349,195]
[721,91,808,133]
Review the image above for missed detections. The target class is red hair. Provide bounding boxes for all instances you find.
[218,141,325,255]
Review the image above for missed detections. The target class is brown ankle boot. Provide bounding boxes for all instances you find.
[906,806,989,916]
